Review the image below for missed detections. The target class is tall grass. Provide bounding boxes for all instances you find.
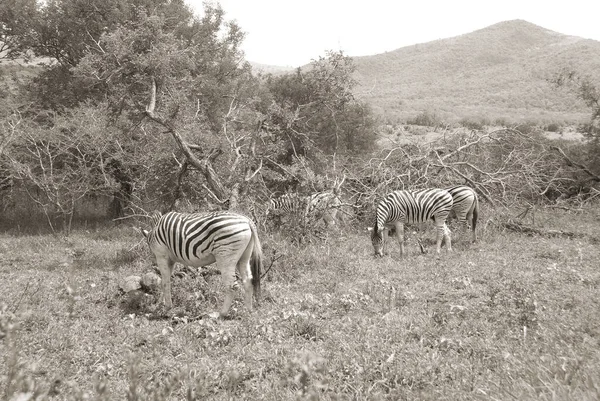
[1,207,600,399]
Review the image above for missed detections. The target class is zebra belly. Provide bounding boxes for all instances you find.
[171,253,217,268]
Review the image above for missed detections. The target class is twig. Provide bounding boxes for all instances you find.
[261,254,283,280]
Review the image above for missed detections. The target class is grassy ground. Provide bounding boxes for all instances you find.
[1,206,600,400]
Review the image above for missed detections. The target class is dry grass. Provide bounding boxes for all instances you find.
[1,206,600,400]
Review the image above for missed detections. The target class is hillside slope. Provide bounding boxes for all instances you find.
[352,20,600,124]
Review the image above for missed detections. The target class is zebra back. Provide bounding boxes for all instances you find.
[148,211,250,262]
[268,193,308,216]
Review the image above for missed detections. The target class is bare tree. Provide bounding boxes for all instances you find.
[144,77,262,211]
[10,124,116,235]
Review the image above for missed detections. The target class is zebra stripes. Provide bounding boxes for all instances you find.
[371,188,454,257]
[268,192,341,226]
[445,185,479,242]
[141,210,262,317]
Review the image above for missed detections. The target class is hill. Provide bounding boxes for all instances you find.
[352,20,600,124]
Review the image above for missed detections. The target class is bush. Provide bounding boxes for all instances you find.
[514,121,540,135]
[459,117,484,131]
[406,110,443,127]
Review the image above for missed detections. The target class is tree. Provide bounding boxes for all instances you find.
[553,68,600,172]
[6,0,200,110]
[9,108,119,234]
[74,6,264,212]
[0,0,38,60]
[264,51,377,157]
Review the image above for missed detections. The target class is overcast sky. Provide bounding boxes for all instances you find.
[187,0,600,67]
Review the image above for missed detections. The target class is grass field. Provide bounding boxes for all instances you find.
[1,206,600,400]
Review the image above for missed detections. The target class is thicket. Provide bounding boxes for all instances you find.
[0,0,377,233]
[1,0,599,237]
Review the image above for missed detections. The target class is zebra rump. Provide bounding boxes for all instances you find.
[445,185,479,242]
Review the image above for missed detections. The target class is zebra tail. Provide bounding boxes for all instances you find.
[472,194,479,231]
[250,224,263,302]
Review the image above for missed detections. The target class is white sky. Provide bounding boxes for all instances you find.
[187,0,600,67]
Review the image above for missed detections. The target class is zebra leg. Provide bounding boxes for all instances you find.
[393,222,405,257]
[434,223,452,255]
[381,227,389,255]
[443,223,452,253]
[217,258,238,317]
[156,257,175,308]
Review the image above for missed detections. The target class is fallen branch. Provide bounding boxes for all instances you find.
[551,145,600,182]
[145,76,229,203]
[503,220,586,239]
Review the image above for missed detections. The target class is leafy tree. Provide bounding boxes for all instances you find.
[0,0,38,60]
[74,5,264,212]
[6,0,200,110]
[553,69,600,172]
[264,51,377,157]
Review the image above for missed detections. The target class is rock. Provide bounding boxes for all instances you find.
[141,272,161,292]
[119,275,142,293]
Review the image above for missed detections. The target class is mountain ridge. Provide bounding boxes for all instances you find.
[251,20,600,125]
[351,19,600,124]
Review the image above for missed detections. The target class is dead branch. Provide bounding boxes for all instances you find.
[168,159,189,211]
[503,220,587,240]
[433,150,497,207]
[244,159,263,182]
[145,76,229,203]
[552,145,600,182]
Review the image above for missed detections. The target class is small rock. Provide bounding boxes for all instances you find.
[141,272,161,292]
[119,275,142,293]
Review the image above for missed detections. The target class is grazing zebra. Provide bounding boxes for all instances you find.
[268,192,342,226]
[370,188,454,257]
[445,185,479,242]
[141,210,262,317]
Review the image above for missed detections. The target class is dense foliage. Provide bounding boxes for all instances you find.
[0,1,378,231]
[1,2,600,234]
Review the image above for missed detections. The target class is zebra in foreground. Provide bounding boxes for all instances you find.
[141,210,262,317]
[268,192,342,226]
[445,185,479,242]
[370,188,454,257]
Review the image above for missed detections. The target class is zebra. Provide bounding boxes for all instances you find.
[141,210,262,317]
[445,185,479,242]
[370,188,454,257]
[268,192,342,226]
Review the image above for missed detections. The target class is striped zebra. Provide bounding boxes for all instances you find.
[268,192,341,226]
[445,185,479,242]
[370,188,454,257]
[141,210,262,317]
